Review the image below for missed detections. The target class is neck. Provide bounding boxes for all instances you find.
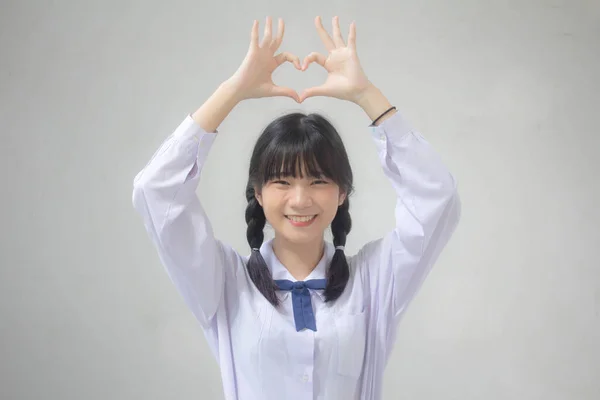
[271,235,325,281]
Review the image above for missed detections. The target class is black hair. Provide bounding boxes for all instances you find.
[244,112,354,307]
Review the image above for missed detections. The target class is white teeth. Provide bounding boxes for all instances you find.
[287,215,316,222]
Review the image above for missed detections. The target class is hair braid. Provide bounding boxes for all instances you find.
[245,189,279,306]
[324,198,352,302]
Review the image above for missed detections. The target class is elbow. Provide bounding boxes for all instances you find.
[445,171,460,202]
[131,182,145,214]
[439,172,461,224]
[132,167,149,191]
[446,179,462,225]
[448,170,459,192]
[131,171,150,212]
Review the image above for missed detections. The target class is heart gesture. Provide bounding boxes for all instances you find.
[299,16,372,104]
[193,17,391,134]
[225,16,374,105]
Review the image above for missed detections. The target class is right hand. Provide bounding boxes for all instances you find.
[226,17,302,103]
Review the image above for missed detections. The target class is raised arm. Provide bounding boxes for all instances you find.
[300,16,460,323]
[355,85,461,322]
[132,16,301,328]
[132,83,238,329]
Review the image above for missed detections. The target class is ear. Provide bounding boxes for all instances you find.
[338,191,347,206]
[255,190,263,207]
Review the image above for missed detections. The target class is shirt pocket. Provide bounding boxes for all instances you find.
[334,310,367,378]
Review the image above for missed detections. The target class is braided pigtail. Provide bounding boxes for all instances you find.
[245,187,279,306]
[323,198,352,302]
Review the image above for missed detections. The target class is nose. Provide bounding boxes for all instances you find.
[290,185,313,209]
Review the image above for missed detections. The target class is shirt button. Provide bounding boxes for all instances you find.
[302,374,309,382]
[380,134,386,141]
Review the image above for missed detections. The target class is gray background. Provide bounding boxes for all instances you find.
[1,0,599,399]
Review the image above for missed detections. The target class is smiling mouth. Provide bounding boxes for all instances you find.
[285,215,317,223]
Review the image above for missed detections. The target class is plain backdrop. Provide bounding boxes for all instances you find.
[1,0,599,399]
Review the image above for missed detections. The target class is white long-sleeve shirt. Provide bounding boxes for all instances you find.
[132,110,461,400]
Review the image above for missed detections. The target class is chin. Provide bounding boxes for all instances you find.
[280,226,324,244]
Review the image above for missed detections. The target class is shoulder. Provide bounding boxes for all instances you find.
[213,239,248,278]
[347,237,386,267]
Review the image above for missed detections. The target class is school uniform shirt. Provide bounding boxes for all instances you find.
[132,109,461,400]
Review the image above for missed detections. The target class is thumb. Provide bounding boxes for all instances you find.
[269,85,300,102]
[299,85,329,102]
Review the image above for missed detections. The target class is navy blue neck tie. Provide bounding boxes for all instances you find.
[274,279,327,332]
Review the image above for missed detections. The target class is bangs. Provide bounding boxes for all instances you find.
[259,129,338,184]
[248,112,353,196]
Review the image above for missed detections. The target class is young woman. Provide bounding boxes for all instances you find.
[132,16,461,400]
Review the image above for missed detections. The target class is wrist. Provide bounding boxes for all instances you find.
[219,79,245,104]
[354,84,395,125]
[191,82,241,133]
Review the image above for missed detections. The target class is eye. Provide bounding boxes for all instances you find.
[312,179,328,185]
[272,180,290,185]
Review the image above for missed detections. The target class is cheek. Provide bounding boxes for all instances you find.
[317,191,343,218]
[259,193,285,218]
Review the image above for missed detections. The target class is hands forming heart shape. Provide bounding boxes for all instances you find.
[227,16,373,104]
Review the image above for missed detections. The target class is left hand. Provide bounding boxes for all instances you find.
[227,17,302,103]
[299,16,372,104]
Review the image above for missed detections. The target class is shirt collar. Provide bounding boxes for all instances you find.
[259,238,334,301]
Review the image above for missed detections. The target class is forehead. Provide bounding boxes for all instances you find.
[259,141,336,186]
[278,162,323,176]
[268,157,324,178]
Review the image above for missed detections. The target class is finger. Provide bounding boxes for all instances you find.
[299,85,329,102]
[250,20,259,48]
[302,52,327,70]
[274,52,302,70]
[314,16,335,52]
[260,16,272,47]
[347,21,356,49]
[270,85,300,102]
[271,18,284,50]
[332,16,345,48]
